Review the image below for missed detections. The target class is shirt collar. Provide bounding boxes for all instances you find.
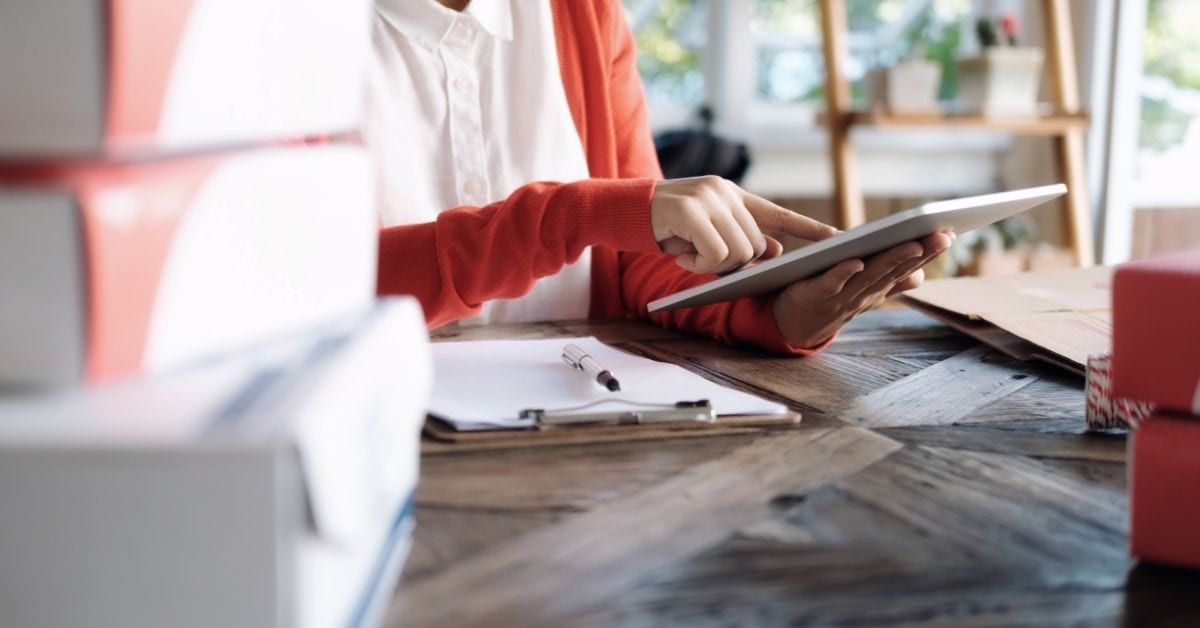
[374,0,513,49]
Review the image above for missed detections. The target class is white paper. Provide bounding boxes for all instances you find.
[429,337,787,430]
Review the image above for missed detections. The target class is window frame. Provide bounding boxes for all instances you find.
[644,0,1011,152]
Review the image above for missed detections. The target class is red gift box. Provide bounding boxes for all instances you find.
[1112,250,1200,415]
[0,0,371,157]
[1130,413,1200,568]
[0,146,377,387]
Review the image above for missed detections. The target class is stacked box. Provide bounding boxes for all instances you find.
[0,2,428,626]
[0,301,431,628]
[1112,250,1200,569]
[0,146,378,386]
[1129,413,1200,570]
[0,0,371,157]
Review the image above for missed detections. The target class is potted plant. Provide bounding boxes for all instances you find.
[956,14,1045,117]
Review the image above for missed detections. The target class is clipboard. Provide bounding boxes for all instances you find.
[421,411,802,453]
[421,337,801,453]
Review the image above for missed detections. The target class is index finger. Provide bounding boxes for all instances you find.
[740,191,839,241]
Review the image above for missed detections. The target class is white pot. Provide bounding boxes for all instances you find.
[867,58,942,113]
[956,47,1045,117]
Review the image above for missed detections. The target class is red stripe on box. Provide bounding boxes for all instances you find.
[0,156,226,381]
[105,0,197,146]
[73,158,222,380]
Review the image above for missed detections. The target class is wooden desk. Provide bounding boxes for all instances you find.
[385,309,1200,627]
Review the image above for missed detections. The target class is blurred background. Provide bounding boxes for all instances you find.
[624,0,1200,276]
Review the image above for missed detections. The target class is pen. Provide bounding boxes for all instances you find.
[561,343,621,392]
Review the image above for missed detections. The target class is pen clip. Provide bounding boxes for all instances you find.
[561,353,583,370]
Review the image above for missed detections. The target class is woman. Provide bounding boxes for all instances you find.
[365,0,949,353]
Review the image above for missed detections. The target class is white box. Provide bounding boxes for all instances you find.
[0,298,431,628]
[0,0,371,157]
[0,145,378,387]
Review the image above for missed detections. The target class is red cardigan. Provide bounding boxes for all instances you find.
[375,0,815,355]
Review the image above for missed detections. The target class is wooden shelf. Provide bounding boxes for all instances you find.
[817,0,1095,266]
[819,110,1089,136]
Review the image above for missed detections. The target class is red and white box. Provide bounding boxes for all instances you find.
[0,0,371,157]
[1130,412,1200,569]
[0,145,377,388]
[1112,250,1200,415]
[1085,351,1154,430]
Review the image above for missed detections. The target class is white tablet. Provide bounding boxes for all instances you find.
[647,184,1067,313]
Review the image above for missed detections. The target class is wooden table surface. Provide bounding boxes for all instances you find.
[385,309,1200,627]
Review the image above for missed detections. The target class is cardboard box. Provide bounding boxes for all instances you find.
[902,265,1114,373]
[0,145,377,387]
[1130,412,1200,570]
[0,298,431,628]
[0,0,370,157]
[1112,250,1200,415]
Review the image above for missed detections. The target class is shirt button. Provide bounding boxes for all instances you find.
[464,180,483,196]
[452,76,470,92]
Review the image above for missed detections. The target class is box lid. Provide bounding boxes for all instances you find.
[0,299,431,543]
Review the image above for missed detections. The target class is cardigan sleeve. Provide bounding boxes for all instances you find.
[603,2,828,356]
[377,178,660,327]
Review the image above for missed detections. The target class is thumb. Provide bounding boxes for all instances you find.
[659,236,697,256]
[758,235,784,260]
[741,191,839,241]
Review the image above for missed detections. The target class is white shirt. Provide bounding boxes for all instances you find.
[365,0,593,324]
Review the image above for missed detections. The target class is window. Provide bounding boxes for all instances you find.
[625,0,979,118]
[1135,0,1200,204]
[624,0,707,108]
[754,0,974,106]
[621,0,1025,198]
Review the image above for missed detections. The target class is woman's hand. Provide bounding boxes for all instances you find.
[772,231,954,348]
[650,176,838,274]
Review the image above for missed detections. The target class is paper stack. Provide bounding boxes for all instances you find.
[0,3,429,626]
[1111,250,1200,570]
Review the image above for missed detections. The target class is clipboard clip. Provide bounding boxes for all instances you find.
[519,400,714,428]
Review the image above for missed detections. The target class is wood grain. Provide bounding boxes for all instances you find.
[388,428,902,627]
[879,421,1126,462]
[415,434,762,512]
[394,310,1200,627]
[838,347,1040,428]
[402,507,561,581]
[557,318,690,344]
[638,339,918,414]
[571,446,1129,626]
[430,321,570,342]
